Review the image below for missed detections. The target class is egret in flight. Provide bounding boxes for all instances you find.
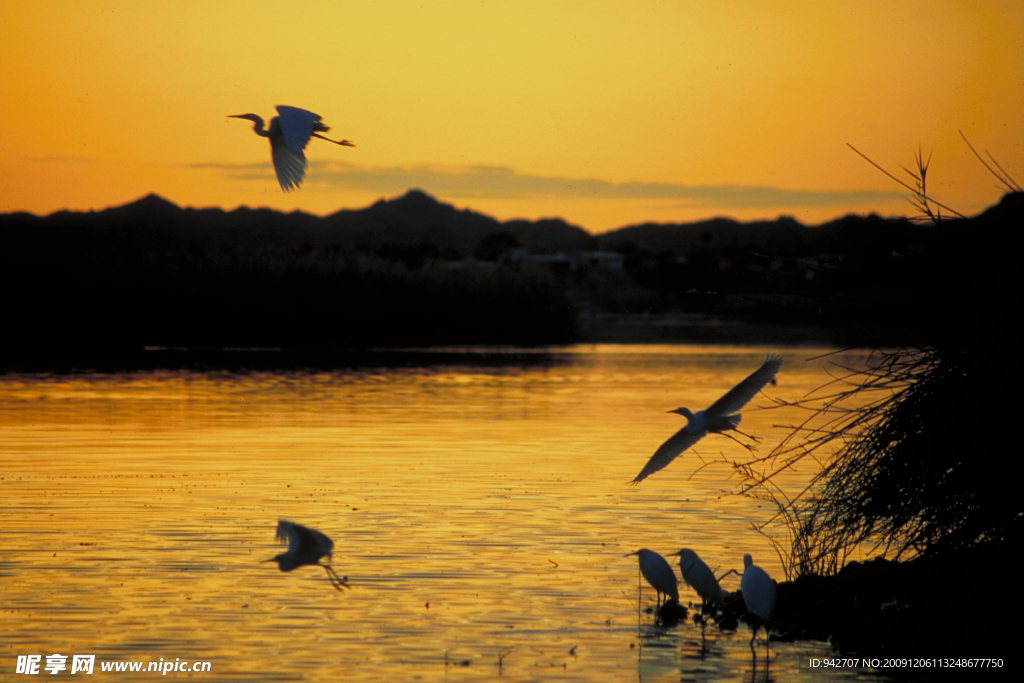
[740,554,776,651]
[230,105,354,192]
[670,548,725,611]
[631,354,783,483]
[265,519,349,591]
[625,549,679,609]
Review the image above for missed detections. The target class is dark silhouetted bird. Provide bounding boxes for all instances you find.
[670,548,725,609]
[632,354,782,483]
[230,105,354,192]
[625,548,679,608]
[266,519,349,591]
[741,553,776,651]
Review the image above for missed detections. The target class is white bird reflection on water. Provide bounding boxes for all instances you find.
[1,345,888,682]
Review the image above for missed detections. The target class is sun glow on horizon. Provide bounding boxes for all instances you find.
[2,0,1021,231]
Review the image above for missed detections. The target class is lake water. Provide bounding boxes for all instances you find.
[1,344,889,682]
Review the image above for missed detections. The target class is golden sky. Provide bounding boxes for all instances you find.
[2,0,1021,232]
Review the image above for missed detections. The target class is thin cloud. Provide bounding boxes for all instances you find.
[28,155,100,164]
[195,159,902,208]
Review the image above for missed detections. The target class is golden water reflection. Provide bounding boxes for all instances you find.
[1,345,888,682]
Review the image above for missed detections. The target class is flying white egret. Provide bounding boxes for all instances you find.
[229,105,354,192]
[631,354,783,483]
[265,519,349,591]
[670,548,725,610]
[625,549,679,608]
[740,553,776,650]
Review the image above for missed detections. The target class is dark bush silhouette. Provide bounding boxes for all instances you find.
[735,193,1024,579]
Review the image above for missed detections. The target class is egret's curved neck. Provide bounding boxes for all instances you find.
[249,118,270,138]
[231,114,270,137]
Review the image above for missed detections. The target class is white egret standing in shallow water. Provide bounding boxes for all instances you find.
[265,520,349,591]
[741,553,776,650]
[230,105,354,192]
[670,548,725,610]
[632,354,783,483]
[625,549,679,609]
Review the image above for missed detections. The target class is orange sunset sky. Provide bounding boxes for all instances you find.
[2,0,1021,232]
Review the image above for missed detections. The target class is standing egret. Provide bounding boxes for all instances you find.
[740,554,776,650]
[670,548,725,611]
[230,105,354,192]
[632,354,783,483]
[625,549,679,609]
[265,519,349,591]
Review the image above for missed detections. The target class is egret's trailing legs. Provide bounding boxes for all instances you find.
[312,132,355,147]
[322,564,350,591]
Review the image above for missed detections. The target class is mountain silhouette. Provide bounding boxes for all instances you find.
[13,189,593,257]
[0,188,953,260]
[1,189,1019,367]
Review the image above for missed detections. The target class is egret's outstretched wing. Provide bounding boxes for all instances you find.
[270,134,307,192]
[297,522,334,556]
[705,354,782,418]
[275,520,298,548]
[276,519,334,556]
[632,427,704,484]
[276,105,321,155]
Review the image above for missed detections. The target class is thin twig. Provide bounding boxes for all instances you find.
[847,144,966,219]
[959,130,1023,192]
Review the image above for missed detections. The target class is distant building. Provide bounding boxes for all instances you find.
[502,249,625,271]
[579,251,625,271]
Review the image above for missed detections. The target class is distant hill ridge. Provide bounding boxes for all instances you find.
[2,189,931,259]
[3,190,596,256]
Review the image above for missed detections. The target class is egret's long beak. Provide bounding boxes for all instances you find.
[624,551,638,557]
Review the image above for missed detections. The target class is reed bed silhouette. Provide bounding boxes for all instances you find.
[735,137,1022,580]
